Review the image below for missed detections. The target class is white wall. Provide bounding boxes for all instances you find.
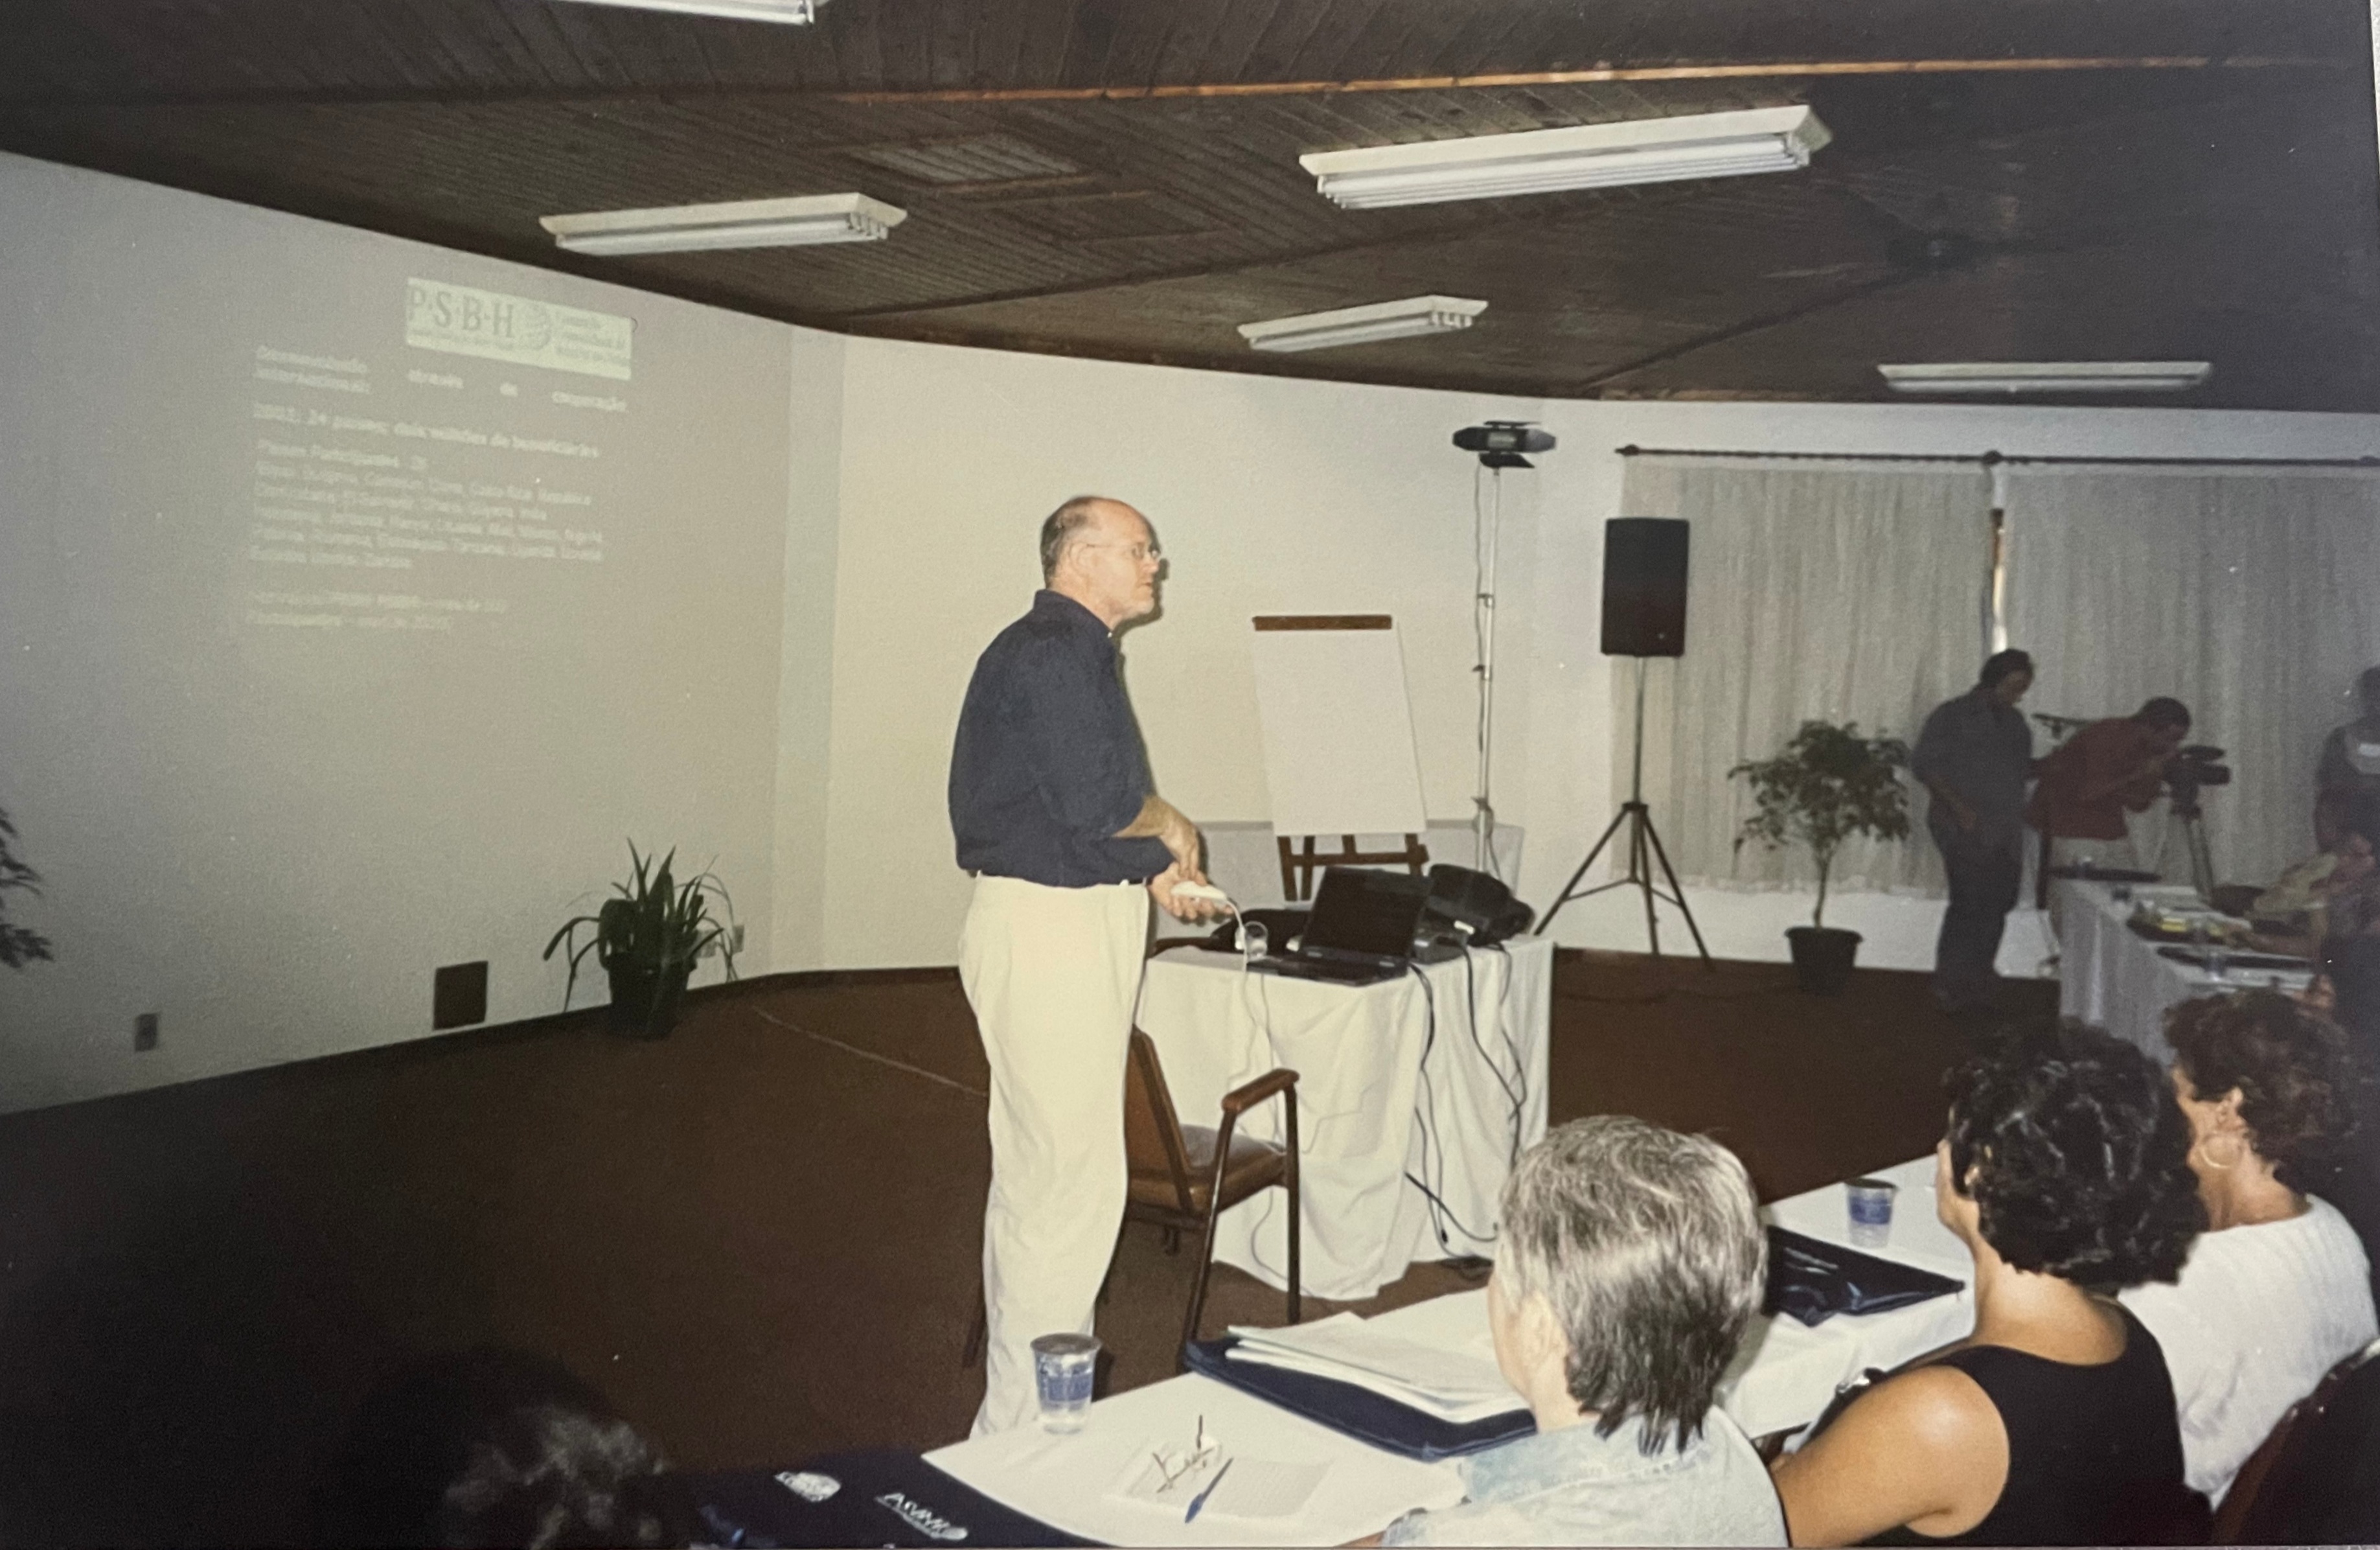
[1517,399,2380,971]
[0,154,818,1111]
[819,338,1544,966]
[14,153,2380,1115]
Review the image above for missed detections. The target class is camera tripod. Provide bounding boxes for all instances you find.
[2169,787,2218,901]
[1539,658,1712,964]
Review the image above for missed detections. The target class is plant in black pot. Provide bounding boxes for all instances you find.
[544,843,738,1039]
[1730,721,1911,995]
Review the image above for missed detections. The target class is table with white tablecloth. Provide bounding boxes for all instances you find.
[923,1153,1973,1546]
[1724,1153,1974,1442]
[1135,937,1552,1302]
[2055,880,2311,1065]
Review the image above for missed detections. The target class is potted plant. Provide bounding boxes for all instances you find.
[1730,721,1911,995]
[544,842,738,1039]
[0,807,54,970]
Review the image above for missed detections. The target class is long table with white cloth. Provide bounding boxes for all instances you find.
[924,1153,1971,1546]
[1135,936,1553,1302]
[2055,880,2313,1065]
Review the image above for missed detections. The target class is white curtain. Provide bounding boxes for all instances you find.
[2003,468,2380,886]
[1619,459,1995,896]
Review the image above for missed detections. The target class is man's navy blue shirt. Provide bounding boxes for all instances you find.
[949,590,1173,888]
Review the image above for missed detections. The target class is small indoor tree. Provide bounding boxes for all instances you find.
[1730,721,1910,991]
[0,807,55,969]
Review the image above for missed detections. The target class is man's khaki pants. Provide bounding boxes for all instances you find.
[960,874,1150,1436]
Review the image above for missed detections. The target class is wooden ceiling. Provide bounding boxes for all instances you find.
[4,1,2375,409]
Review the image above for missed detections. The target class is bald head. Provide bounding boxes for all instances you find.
[1041,496,1161,629]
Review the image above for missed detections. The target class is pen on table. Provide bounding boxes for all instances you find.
[1184,1457,1233,1523]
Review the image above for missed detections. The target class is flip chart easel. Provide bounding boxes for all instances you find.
[1248,615,1431,900]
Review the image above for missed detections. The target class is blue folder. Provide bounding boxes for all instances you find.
[1765,1226,1963,1327]
[1181,1336,1535,1461]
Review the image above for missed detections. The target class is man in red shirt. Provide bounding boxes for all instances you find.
[2028,698,2193,872]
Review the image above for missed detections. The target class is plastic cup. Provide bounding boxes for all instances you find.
[1031,1333,1101,1433]
[1846,1178,1897,1249]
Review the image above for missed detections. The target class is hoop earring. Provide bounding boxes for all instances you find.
[2197,1133,2245,1172]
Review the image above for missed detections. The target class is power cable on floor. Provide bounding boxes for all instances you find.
[749,1006,988,1098]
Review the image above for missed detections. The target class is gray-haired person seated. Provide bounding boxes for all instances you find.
[1374,1115,1785,1547]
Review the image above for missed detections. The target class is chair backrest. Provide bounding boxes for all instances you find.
[2219,1337,2380,1544]
[1125,1031,1197,1213]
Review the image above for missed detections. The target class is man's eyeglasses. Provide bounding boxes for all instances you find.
[1075,541,1163,564]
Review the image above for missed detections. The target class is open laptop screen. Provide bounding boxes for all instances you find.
[1303,866,1433,960]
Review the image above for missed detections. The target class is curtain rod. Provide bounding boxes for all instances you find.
[1615,446,2380,469]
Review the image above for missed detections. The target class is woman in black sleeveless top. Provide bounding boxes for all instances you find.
[1772,1023,2209,1545]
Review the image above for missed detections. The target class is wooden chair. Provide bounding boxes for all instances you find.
[1125,1029,1300,1360]
[2215,1337,2380,1544]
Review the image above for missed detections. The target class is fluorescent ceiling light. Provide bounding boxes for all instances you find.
[540,193,904,256]
[1299,106,1829,211]
[1877,361,2214,395]
[1237,295,1489,353]
[556,0,821,23]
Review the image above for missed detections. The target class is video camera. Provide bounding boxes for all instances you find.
[2165,744,2232,811]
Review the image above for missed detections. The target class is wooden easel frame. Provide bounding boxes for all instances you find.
[1276,833,1430,901]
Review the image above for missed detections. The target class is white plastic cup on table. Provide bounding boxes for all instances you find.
[1846,1177,1896,1249]
[1031,1332,1101,1433]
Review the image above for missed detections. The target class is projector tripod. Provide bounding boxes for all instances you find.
[1539,657,1712,965]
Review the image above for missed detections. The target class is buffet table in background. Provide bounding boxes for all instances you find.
[1136,938,1552,1302]
[2054,880,2312,1064]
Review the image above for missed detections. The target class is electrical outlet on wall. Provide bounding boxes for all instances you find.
[134,1013,159,1051]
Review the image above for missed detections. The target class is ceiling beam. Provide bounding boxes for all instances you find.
[3,54,2346,113]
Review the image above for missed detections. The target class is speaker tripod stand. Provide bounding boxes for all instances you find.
[1539,657,1712,964]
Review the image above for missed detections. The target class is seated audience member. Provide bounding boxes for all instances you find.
[2116,991,2377,1506]
[1375,1115,1783,1547]
[1771,1023,2207,1547]
[314,1348,689,1549]
[2252,791,2380,960]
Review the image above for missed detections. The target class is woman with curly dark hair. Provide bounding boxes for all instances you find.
[1772,1023,2207,1546]
[2117,991,2377,1507]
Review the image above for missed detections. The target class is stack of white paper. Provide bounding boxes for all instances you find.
[1225,1313,1525,1424]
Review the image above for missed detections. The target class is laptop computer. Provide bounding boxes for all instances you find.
[1254,866,1443,986]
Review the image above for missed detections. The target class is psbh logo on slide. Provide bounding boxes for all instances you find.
[404,277,632,382]
[772,1470,840,1503]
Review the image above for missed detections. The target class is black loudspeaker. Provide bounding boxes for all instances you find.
[1601,517,1689,657]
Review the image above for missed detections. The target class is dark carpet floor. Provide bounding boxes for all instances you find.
[0,951,2045,1545]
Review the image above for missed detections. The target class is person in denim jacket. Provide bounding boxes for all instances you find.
[1375,1116,1785,1547]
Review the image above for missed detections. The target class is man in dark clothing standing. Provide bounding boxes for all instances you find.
[947,494,1218,1435]
[1911,650,2037,1013]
